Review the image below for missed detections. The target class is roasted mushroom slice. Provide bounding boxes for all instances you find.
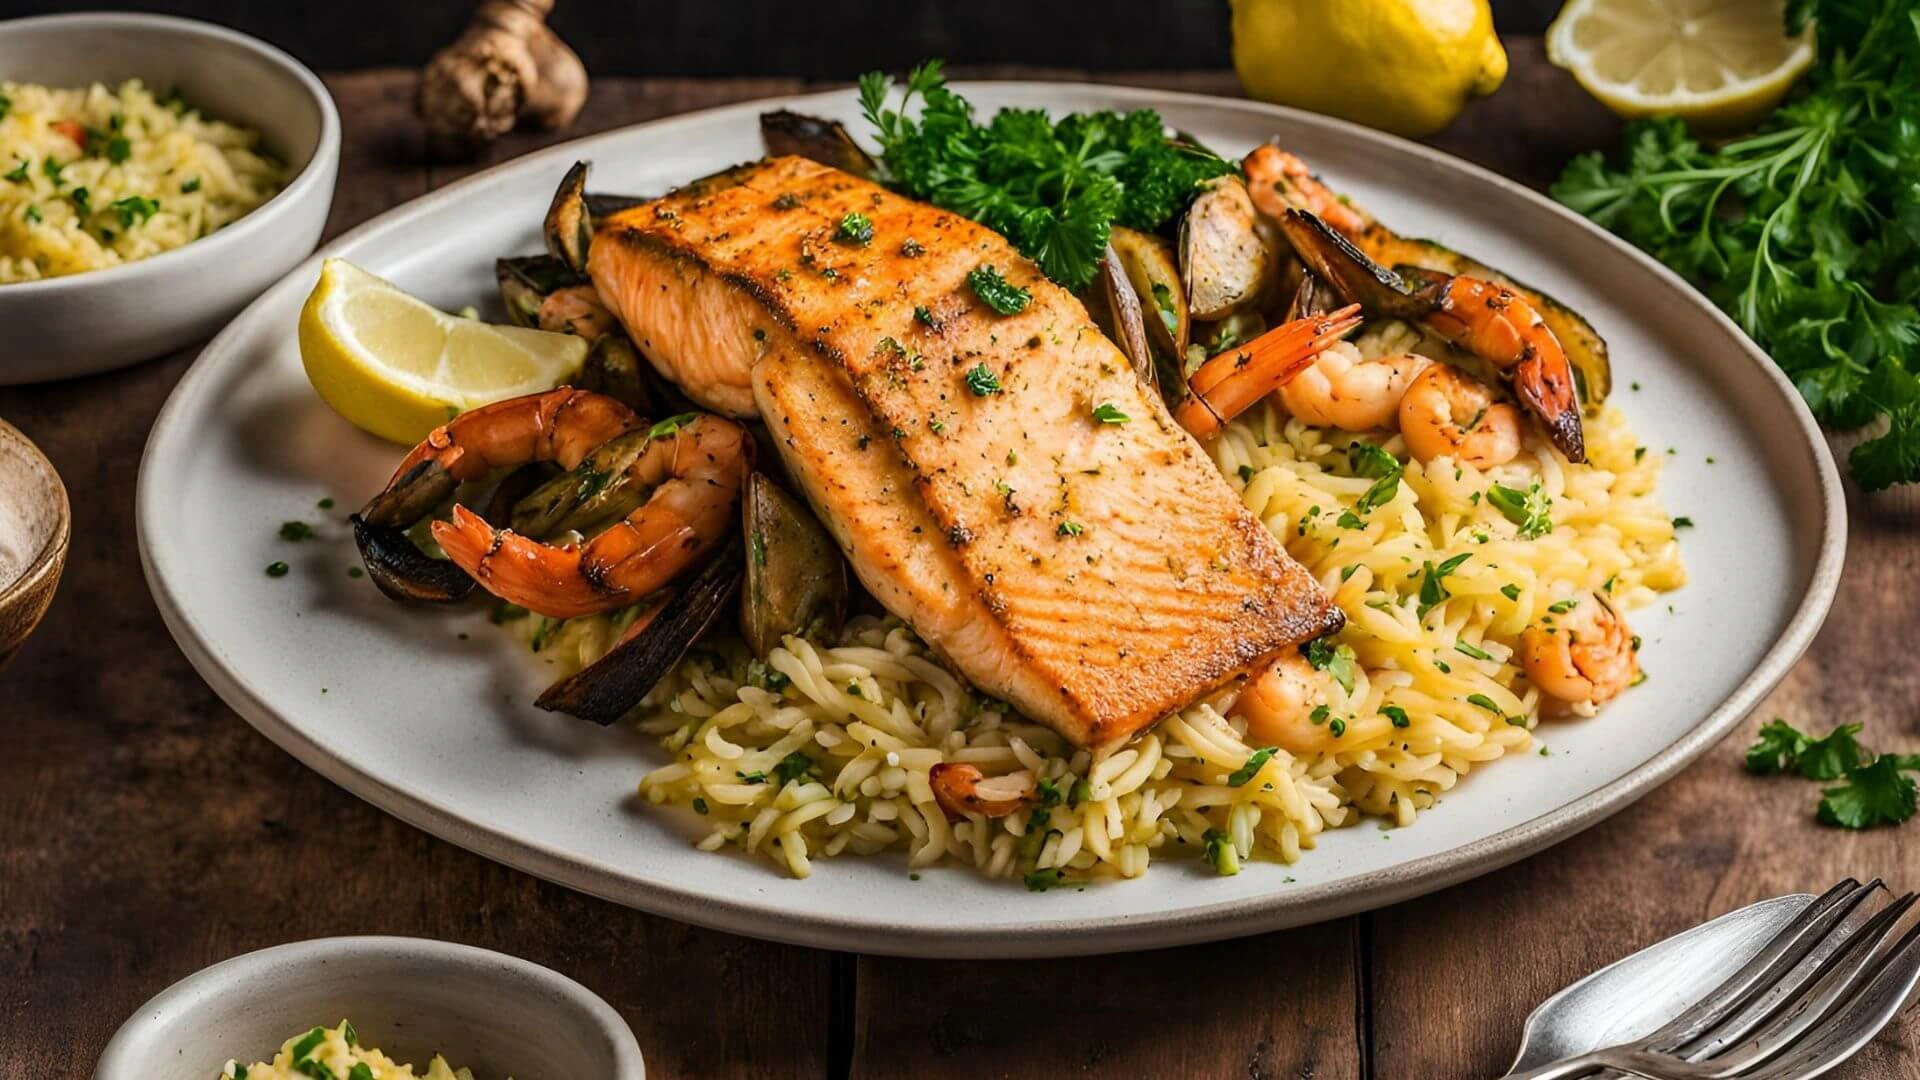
[1085,246,1154,384]
[1180,175,1275,321]
[535,540,742,725]
[741,472,847,658]
[760,110,878,178]
[1109,226,1188,361]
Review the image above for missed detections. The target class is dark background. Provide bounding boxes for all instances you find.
[1,1,1563,75]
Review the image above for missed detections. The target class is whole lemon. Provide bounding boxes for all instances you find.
[1230,0,1509,137]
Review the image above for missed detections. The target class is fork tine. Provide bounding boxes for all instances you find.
[1738,915,1920,1079]
[1642,879,1878,1051]
[1684,891,1920,1070]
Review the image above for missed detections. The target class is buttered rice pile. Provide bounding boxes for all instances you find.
[508,318,1685,888]
[0,79,286,283]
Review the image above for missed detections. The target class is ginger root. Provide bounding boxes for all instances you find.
[418,0,587,154]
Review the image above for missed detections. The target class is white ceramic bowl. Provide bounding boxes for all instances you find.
[0,13,339,384]
[95,937,646,1080]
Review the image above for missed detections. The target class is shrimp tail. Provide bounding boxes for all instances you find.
[1175,304,1364,439]
[1514,352,1586,463]
[433,504,634,619]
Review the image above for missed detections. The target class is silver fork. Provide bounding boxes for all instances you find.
[1507,879,1920,1079]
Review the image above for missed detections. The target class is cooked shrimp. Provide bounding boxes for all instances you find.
[1230,652,1339,756]
[1421,275,1582,462]
[1276,341,1429,432]
[1397,363,1522,469]
[1175,304,1363,439]
[352,388,643,604]
[537,284,618,343]
[1269,206,1587,463]
[432,414,752,618]
[1243,145,1370,236]
[1520,593,1637,707]
[929,763,1036,821]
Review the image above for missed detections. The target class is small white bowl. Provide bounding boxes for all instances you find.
[95,937,646,1080]
[0,13,339,384]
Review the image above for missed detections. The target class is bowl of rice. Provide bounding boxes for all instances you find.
[95,937,647,1080]
[0,13,338,383]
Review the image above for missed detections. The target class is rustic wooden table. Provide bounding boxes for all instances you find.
[3,47,1917,1079]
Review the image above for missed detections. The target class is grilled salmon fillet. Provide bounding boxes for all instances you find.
[588,155,1340,750]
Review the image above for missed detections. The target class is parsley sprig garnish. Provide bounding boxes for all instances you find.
[1745,717,1920,828]
[858,60,1233,290]
[1553,0,1920,489]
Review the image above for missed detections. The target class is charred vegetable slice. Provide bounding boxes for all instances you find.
[352,458,473,603]
[535,540,742,724]
[1109,226,1187,361]
[759,110,879,178]
[510,428,656,539]
[584,192,648,219]
[741,472,847,658]
[496,255,584,329]
[481,463,561,526]
[1179,175,1275,321]
[544,160,593,274]
[577,336,656,413]
[1273,210,1431,321]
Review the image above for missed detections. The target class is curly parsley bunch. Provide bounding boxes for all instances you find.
[858,61,1234,291]
[1553,0,1920,489]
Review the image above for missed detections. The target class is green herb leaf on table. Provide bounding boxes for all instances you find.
[1746,718,1811,774]
[1796,722,1870,780]
[1818,756,1918,829]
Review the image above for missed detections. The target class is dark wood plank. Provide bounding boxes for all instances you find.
[853,925,1363,1078]
[0,71,831,1080]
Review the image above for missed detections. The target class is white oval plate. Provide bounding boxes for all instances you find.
[138,84,1844,958]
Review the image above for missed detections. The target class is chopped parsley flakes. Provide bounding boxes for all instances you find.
[966,264,1031,315]
[835,210,874,245]
[964,363,1003,396]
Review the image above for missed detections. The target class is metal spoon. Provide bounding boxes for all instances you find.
[1503,893,1818,1076]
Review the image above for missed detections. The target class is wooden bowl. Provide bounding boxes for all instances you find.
[0,419,68,667]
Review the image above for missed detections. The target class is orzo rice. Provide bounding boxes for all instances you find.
[0,79,286,283]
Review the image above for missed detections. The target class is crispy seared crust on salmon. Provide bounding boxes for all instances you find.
[588,155,1340,750]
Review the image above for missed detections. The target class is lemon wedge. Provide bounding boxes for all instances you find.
[1547,0,1815,132]
[299,258,588,445]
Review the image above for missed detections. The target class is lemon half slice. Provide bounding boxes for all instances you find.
[1547,0,1815,132]
[300,258,588,445]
